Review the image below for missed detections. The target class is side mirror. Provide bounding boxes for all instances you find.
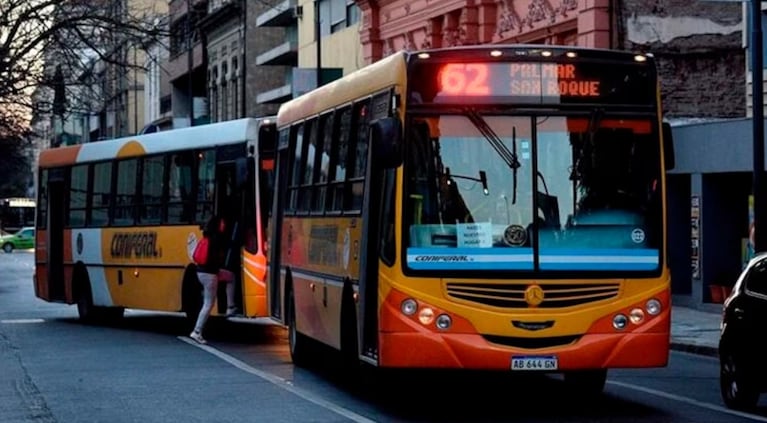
[371,117,402,169]
[662,122,675,170]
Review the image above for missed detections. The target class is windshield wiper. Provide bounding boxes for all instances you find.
[464,107,521,171]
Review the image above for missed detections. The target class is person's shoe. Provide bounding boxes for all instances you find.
[226,307,239,317]
[189,331,206,344]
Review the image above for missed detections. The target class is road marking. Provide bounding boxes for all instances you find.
[1,319,45,324]
[608,380,767,422]
[178,336,375,423]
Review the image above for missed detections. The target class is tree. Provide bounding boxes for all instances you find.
[0,0,168,137]
[0,116,32,197]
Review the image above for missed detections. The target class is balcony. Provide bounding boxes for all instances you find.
[256,0,299,27]
[256,40,298,66]
[167,42,205,82]
[257,84,292,104]
[169,0,208,23]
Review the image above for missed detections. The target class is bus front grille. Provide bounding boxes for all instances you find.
[482,334,581,349]
[445,283,620,309]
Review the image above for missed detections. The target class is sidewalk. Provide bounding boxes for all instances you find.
[670,305,722,357]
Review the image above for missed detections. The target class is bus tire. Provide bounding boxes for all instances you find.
[563,369,607,395]
[2,243,13,253]
[75,273,97,323]
[182,267,202,326]
[287,287,311,367]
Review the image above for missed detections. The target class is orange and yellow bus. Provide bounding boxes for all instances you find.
[268,45,675,392]
[34,117,277,324]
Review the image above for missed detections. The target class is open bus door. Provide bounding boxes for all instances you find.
[46,168,66,301]
[215,144,246,316]
[267,129,290,323]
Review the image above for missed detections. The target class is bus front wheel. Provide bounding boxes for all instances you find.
[563,369,607,395]
[288,288,312,367]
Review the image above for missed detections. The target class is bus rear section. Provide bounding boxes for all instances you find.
[33,118,277,324]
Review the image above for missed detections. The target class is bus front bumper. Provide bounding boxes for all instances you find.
[378,290,670,370]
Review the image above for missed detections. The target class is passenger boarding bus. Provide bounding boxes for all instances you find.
[1,197,36,233]
[268,45,675,393]
[34,118,277,323]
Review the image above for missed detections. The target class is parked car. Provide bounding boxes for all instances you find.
[0,226,34,253]
[719,253,767,409]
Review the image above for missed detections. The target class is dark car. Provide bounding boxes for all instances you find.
[719,253,767,409]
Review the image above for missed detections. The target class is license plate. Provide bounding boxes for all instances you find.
[511,355,558,371]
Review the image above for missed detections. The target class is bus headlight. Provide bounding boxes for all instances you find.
[613,314,628,330]
[401,299,418,316]
[436,314,452,330]
[646,299,662,316]
[629,308,645,324]
[418,307,435,325]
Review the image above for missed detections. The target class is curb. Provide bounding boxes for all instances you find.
[670,342,718,358]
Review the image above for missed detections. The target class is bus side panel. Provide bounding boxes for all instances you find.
[66,227,196,311]
[282,216,361,350]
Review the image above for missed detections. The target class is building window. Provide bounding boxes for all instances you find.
[320,0,360,35]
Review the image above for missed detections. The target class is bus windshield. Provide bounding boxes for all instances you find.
[404,112,662,272]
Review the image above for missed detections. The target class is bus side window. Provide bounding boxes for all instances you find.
[327,106,352,212]
[348,100,370,211]
[114,159,138,226]
[168,152,194,223]
[68,164,88,228]
[196,149,216,223]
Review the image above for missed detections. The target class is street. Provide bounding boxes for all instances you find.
[2,251,767,422]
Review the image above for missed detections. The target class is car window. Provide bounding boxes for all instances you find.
[745,258,767,296]
[19,229,33,238]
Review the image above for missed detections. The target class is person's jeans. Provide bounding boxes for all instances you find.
[194,272,218,334]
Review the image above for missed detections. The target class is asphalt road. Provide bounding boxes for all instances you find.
[3,250,767,423]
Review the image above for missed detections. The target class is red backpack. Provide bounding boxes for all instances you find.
[193,236,209,265]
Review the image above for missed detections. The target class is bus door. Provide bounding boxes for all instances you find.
[47,169,66,301]
[215,145,245,315]
[267,129,290,322]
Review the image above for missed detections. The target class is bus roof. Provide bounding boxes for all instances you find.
[38,117,274,169]
[277,51,408,126]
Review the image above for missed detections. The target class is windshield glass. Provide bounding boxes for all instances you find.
[404,113,662,273]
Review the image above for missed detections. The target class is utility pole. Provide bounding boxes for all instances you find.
[752,0,766,253]
[186,0,194,127]
[315,0,321,88]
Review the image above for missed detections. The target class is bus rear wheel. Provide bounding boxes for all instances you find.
[288,288,312,367]
[76,279,96,323]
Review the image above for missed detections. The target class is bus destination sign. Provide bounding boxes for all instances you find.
[439,63,600,99]
[411,60,655,105]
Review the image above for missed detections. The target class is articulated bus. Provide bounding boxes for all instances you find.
[34,118,277,323]
[268,45,675,392]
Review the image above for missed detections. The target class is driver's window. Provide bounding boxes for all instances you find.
[745,258,767,296]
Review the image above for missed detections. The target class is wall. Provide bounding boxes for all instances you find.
[246,0,286,118]
[620,0,745,118]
